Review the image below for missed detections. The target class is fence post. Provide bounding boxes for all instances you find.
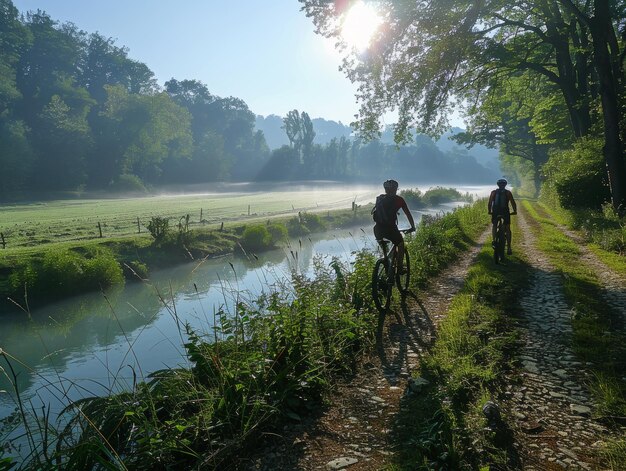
[97,222,103,238]
[0,232,5,249]
[248,205,250,216]
[200,208,203,222]
[220,221,224,231]
[137,217,141,233]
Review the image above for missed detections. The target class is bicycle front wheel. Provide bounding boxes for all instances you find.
[396,250,410,293]
[372,258,391,313]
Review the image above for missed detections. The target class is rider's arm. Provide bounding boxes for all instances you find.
[508,191,517,213]
[488,191,495,214]
[402,203,416,230]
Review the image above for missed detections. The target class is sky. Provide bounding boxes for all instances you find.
[12,0,464,127]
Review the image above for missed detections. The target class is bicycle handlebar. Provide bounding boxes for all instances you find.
[401,228,416,234]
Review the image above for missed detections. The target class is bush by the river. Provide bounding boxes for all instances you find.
[400,187,473,209]
[9,248,124,301]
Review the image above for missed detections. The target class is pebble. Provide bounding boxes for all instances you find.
[326,457,358,469]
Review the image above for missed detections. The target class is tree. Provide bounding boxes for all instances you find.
[97,85,192,184]
[301,0,626,210]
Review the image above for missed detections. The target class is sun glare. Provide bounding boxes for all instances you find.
[341,1,382,52]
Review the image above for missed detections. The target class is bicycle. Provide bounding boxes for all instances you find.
[493,215,506,264]
[372,229,413,313]
[493,212,516,264]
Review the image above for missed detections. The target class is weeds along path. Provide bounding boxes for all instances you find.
[242,229,490,471]
[538,206,626,324]
[504,209,613,469]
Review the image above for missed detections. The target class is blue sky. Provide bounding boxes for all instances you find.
[13,0,370,124]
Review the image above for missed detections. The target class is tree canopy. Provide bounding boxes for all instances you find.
[300,0,626,211]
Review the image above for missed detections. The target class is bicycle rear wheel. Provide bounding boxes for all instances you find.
[372,258,391,313]
[396,250,410,293]
[494,221,505,264]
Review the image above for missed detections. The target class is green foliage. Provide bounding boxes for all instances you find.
[542,138,611,209]
[9,248,123,301]
[286,212,328,237]
[267,223,288,244]
[551,203,626,256]
[147,216,170,241]
[423,187,473,206]
[240,224,272,251]
[108,174,148,193]
[399,188,425,208]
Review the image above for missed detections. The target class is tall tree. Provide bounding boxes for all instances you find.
[301,0,626,210]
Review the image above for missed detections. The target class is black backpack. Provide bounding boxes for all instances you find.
[493,189,508,211]
[372,194,397,224]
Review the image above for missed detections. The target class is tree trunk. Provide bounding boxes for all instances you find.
[589,1,626,212]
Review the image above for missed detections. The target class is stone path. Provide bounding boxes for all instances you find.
[503,209,615,470]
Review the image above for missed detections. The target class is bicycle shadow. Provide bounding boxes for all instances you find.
[375,290,436,386]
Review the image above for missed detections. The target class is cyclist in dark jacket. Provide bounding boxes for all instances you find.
[488,178,517,255]
[373,179,416,274]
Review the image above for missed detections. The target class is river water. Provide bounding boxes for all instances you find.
[0,184,492,454]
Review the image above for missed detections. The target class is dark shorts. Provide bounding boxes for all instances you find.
[492,212,511,225]
[374,224,403,245]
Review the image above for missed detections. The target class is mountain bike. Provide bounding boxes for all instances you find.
[372,229,413,313]
[493,215,506,264]
[493,212,516,264]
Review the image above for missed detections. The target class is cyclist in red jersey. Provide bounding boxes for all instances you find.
[373,179,416,274]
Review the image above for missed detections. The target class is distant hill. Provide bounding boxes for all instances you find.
[254,115,501,176]
[436,127,501,174]
[255,115,352,148]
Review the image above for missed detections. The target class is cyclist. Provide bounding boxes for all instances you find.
[373,179,416,274]
[488,178,517,255]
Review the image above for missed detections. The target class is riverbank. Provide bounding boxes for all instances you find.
[0,206,373,313]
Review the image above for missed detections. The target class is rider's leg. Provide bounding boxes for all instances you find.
[492,222,497,247]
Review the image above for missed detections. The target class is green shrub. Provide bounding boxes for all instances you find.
[9,249,123,301]
[300,212,326,232]
[267,223,288,245]
[147,216,170,241]
[241,224,272,250]
[399,188,425,208]
[108,174,148,193]
[423,187,472,206]
[542,137,610,209]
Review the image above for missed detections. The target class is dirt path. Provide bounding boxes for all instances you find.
[242,230,490,470]
[501,209,616,470]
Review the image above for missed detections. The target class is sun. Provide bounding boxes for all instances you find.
[341,1,382,52]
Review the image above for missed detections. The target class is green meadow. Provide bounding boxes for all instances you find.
[0,189,373,252]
